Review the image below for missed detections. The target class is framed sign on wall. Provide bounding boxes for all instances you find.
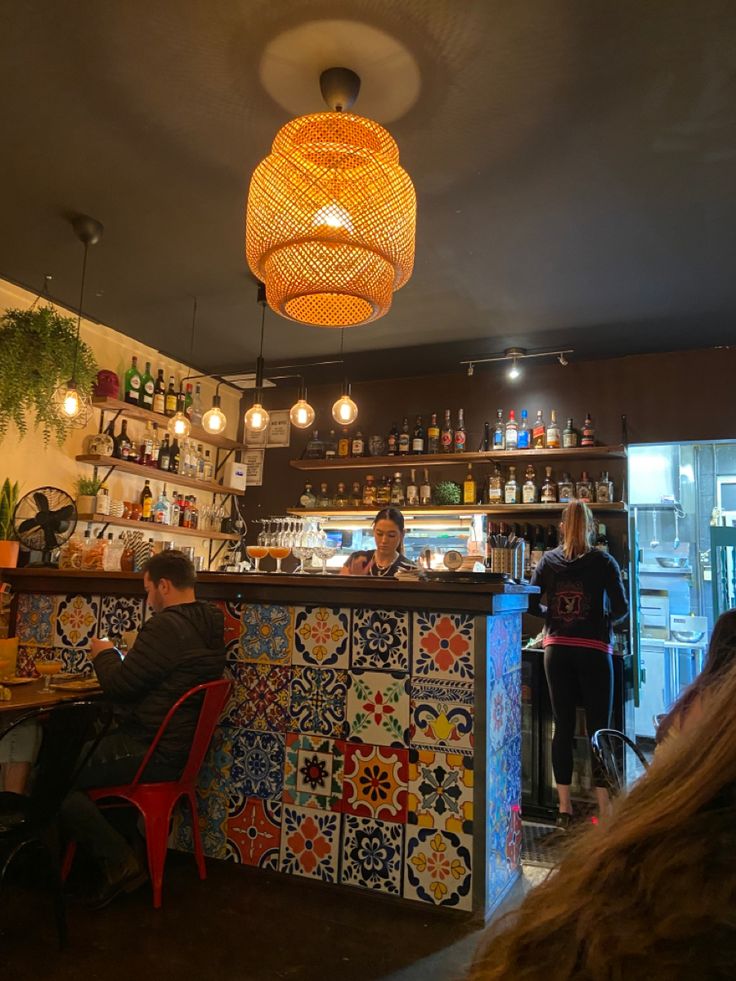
[266,410,291,448]
[244,448,265,486]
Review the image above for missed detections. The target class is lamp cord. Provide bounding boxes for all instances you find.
[190,296,198,358]
[72,242,89,381]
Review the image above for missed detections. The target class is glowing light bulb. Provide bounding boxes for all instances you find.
[61,386,81,418]
[508,359,521,381]
[168,412,191,437]
[245,402,270,433]
[332,393,358,425]
[289,398,315,430]
[202,405,227,434]
[312,203,354,233]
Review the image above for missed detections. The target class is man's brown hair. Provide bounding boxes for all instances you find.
[142,550,196,589]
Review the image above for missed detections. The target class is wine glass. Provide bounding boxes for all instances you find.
[268,544,290,573]
[36,657,64,692]
[246,544,268,572]
[314,544,336,575]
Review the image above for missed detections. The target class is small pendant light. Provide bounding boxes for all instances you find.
[331,329,358,425]
[244,285,271,434]
[202,386,227,435]
[289,378,316,429]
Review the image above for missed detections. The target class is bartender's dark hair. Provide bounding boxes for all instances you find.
[143,550,196,589]
[372,507,405,533]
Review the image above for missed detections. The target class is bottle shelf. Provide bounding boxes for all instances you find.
[76,455,244,496]
[77,513,240,542]
[92,397,243,451]
[290,445,627,471]
[287,503,628,517]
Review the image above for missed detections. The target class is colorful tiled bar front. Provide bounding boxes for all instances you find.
[5,571,534,917]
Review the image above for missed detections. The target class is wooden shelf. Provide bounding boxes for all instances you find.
[77,513,240,542]
[92,397,243,451]
[290,445,627,471]
[287,503,628,517]
[76,455,243,496]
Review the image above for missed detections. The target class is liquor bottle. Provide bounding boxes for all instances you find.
[350,481,362,507]
[376,476,391,507]
[517,409,530,449]
[522,465,538,504]
[562,417,579,448]
[351,429,365,457]
[171,492,182,527]
[175,392,187,419]
[183,383,193,416]
[334,482,349,508]
[576,470,593,501]
[158,434,171,470]
[505,409,518,450]
[558,471,574,503]
[169,436,180,474]
[140,421,154,465]
[299,482,317,508]
[114,420,132,460]
[454,409,467,452]
[189,498,199,530]
[427,413,440,454]
[338,428,351,458]
[412,416,425,455]
[148,423,160,467]
[504,466,519,504]
[153,369,166,414]
[362,475,377,507]
[305,429,325,459]
[386,423,399,456]
[492,409,505,450]
[545,524,558,551]
[581,413,595,447]
[165,375,177,416]
[420,469,432,506]
[530,525,545,573]
[482,421,491,452]
[463,464,477,505]
[398,418,411,456]
[541,466,558,503]
[440,409,454,453]
[546,410,561,449]
[522,524,533,578]
[596,471,614,503]
[317,482,331,507]
[390,471,405,506]
[196,444,206,481]
[140,479,153,520]
[325,430,338,460]
[140,361,154,410]
[190,383,203,426]
[152,486,171,525]
[407,468,419,506]
[595,522,609,552]
[124,356,142,406]
[203,450,213,481]
[487,464,503,504]
[532,410,546,449]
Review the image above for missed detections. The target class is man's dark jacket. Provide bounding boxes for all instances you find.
[93,601,226,770]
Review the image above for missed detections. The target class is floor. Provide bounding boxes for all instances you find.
[0,841,554,981]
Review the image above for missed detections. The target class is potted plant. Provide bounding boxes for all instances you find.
[74,475,103,517]
[0,305,98,445]
[0,478,20,568]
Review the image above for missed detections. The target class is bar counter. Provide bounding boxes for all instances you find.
[2,568,536,918]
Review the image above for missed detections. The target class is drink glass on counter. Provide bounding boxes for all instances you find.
[36,657,64,691]
[245,545,268,572]
[268,545,291,573]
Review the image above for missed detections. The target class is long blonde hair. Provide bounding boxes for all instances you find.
[469,657,736,980]
[560,499,595,559]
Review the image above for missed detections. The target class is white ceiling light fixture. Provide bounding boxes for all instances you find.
[461,346,573,378]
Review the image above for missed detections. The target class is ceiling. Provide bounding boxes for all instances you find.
[0,0,734,385]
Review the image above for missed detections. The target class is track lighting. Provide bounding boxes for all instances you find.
[558,352,569,366]
[459,346,573,375]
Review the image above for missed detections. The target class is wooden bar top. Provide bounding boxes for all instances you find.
[1,568,537,615]
[0,678,102,715]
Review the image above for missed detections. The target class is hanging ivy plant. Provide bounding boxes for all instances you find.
[0,305,98,445]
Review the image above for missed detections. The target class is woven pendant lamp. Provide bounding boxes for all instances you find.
[246,68,416,328]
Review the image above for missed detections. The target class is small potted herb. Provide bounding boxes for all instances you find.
[0,478,20,567]
[74,475,103,517]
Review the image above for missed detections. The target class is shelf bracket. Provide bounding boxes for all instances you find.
[215,448,234,477]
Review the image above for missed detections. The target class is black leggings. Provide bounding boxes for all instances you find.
[544,644,613,788]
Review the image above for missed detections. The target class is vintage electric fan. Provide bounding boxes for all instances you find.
[13,487,77,565]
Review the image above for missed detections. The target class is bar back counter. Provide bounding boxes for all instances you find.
[3,568,536,918]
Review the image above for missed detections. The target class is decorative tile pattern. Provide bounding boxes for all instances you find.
[342,744,408,822]
[293,606,349,668]
[226,664,292,733]
[60,647,92,674]
[54,594,100,648]
[404,828,473,910]
[488,614,521,680]
[15,644,55,678]
[230,730,285,800]
[98,595,144,638]
[345,670,410,747]
[410,680,474,755]
[16,593,55,645]
[413,613,474,680]
[227,797,282,869]
[289,667,347,738]
[239,604,293,663]
[488,677,509,752]
[283,733,344,810]
[213,599,244,646]
[408,749,473,834]
[280,805,341,882]
[173,790,228,860]
[504,668,522,745]
[351,609,410,672]
[341,815,403,895]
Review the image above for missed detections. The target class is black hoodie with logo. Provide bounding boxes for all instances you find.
[94,600,226,768]
[530,547,628,654]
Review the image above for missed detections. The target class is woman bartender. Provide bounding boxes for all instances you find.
[340,507,417,578]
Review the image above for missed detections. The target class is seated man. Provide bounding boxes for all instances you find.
[61,549,225,909]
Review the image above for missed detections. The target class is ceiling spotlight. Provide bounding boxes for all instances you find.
[466,363,474,377]
[558,352,569,366]
[507,358,521,381]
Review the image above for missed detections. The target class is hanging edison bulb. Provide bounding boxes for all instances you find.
[245,401,270,433]
[168,411,191,438]
[331,383,358,425]
[289,383,315,429]
[202,395,227,435]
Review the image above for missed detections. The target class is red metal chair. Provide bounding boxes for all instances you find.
[62,678,231,908]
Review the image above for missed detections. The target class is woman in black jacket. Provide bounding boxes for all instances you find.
[531,499,628,827]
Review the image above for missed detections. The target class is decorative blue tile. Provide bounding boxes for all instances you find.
[410,679,474,755]
[504,668,521,745]
[238,604,293,663]
[230,729,285,800]
[413,612,474,681]
[16,593,55,645]
[98,595,144,638]
[280,805,341,882]
[351,608,409,672]
[226,797,282,869]
[488,614,521,681]
[403,828,473,910]
[289,666,347,738]
[344,670,410,748]
[341,815,403,895]
[59,647,92,674]
[54,594,100,648]
[293,606,350,668]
